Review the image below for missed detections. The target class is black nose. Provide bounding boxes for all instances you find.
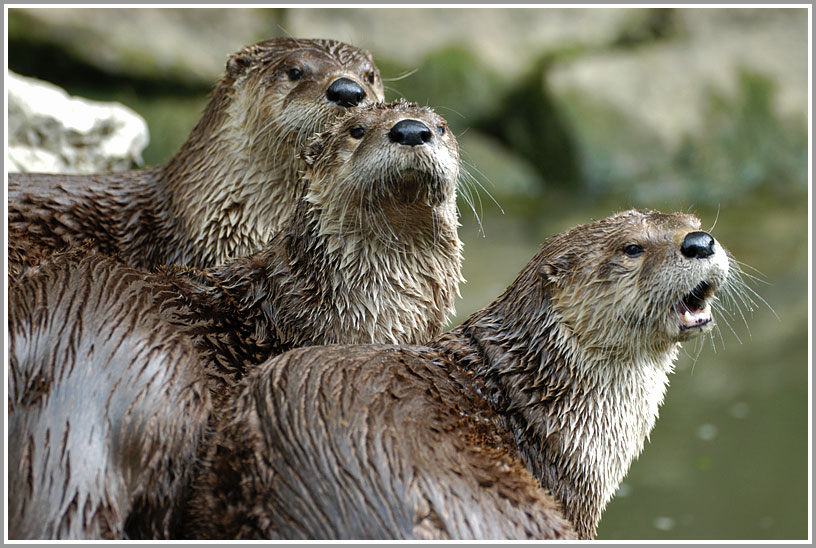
[681,231,716,259]
[326,77,366,107]
[389,119,432,146]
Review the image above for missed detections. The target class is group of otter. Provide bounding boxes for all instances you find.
[8,38,742,540]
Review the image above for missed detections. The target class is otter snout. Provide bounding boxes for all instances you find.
[389,119,433,146]
[681,231,715,259]
[326,77,367,107]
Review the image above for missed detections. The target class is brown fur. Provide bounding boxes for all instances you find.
[8,38,384,277]
[154,101,462,404]
[8,248,211,539]
[7,102,462,539]
[186,210,744,540]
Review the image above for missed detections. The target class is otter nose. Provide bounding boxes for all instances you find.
[326,77,366,107]
[389,119,432,146]
[681,231,716,259]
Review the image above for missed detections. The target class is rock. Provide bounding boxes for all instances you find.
[286,8,637,80]
[548,8,808,150]
[7,7,277,86]
[457,132,544,199]
[479,7,808,202]
[7,71,149,174]
[374,46,507,134]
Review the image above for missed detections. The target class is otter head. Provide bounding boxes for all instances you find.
[223,38,384,155]
[300,100,460,240]
[540,210,730,358]
[163,38,387,266]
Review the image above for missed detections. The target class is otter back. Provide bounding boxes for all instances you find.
[184,345,576,540]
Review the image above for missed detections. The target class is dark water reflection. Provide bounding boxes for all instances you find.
[453,192,809,540]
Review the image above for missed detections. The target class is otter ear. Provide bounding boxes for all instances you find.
[301,139,325,167]
[540,253,575,285]
[226,54,254,79]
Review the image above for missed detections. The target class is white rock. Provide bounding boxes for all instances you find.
[7,146,65,174]
[6,71,149,174]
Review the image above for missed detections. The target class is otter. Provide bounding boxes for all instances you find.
[8,38,384,277]
[185,209,744,540]
[8,101,462,539]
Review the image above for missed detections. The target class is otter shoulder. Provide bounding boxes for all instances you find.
[188,344,576,539]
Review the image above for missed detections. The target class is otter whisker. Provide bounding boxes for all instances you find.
[457,169,487,237]
[720,286,756,332]
[383,68,420,82]
[428,105,467,123]
[731,259,772,283]
[459,158,505,215]
[683,336,706,372]
[706,324,721,354]
[726,264,778,320]
[382,84,407,97]
[713,306,744,345]
[708,205,721,233]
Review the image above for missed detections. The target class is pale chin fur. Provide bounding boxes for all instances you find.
[566,338,676,516]
[301,181,462,346]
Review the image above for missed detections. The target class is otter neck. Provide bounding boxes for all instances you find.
[271,196,462,347]
[173,191,460,392]
[436,283,677,539]
[159,82,299,268]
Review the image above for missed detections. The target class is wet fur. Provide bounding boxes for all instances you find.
[183,345,576,540]
[158,101,463,402]
[8,250,211,539]
[7,102,462,539]
[186,210,736,540]
[8,38,384,276]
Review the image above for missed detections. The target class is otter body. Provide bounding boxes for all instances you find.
[184,344,577,540]
[8,102,463,539]
[8,38,384,277]
[187,210,740,540]
[8,250,211,539]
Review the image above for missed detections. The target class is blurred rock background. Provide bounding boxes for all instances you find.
[6,7,809,540]
[7,71,149,173]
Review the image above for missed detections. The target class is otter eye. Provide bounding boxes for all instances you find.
[287,67,303,81]
[350,126,365,139]
[367,70,376,84]
[623,244,644,258]
[437,125,445,136]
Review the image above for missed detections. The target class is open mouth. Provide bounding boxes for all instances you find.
[674,281,715,331]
